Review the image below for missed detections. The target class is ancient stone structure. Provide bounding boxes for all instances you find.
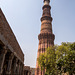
[24,66,31,75]
[31,68,35,75]
[0,8,24,75]
[24,66,35,75]
[35,0,55,75]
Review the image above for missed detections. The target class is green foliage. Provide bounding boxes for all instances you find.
[38,42,75,75]
[38,46,56,75]
[45,47,56,75]
[37,53,45,70]
[56,42,75,75]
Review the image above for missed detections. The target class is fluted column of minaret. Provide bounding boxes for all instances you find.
[35,0,55,75]
[41,0,52,34]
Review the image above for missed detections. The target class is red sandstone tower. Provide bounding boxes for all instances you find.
[35,0,55,75]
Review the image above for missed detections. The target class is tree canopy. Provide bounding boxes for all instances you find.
[38,42,75,75]
[38,46,56,75]
[56,42,75,75]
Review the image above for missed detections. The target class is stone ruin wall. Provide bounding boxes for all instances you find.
[0,8,24,62]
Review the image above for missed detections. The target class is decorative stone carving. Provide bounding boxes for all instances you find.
[0,8,24,75]
[19,62,23,75]
[13,58,18,74]
[0,46,7,74]
[16,60,21,75]
[6,53,14,74]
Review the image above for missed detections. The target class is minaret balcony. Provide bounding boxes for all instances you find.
[41,16,52,22]
[38,33,55,40]
[42,5,51,10]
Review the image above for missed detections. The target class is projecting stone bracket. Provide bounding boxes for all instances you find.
[41,16,52,22]
[42,5,51,9]
[38,33,55,40]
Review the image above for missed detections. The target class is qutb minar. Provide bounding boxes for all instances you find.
[35,0,55,75]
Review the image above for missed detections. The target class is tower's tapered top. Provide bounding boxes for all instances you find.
[40,0,53,33]
[44,0,50,5]
[44,0,50,2]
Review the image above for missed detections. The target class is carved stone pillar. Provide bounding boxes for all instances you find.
[28,71,30,75]
[17,61,20,75]
[29,71,31,75]
[24,70,26,75]
[0,47,7,75]
[13,58,18,74]
[18,61,21,75]
[26,71,28,75]
[6,53,14,75]
[21,64,24,75]
[19,63,22,75]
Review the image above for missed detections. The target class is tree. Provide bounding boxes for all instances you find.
[56,42,75,75]
[38,53,45,70]
[38,46,56,75]
[38,42,75,75]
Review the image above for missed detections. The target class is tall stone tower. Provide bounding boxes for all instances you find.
[35,0,55,75]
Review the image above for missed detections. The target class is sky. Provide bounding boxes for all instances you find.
[0,0,75,68]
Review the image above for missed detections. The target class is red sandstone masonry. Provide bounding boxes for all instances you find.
[0,8,24,62]
[35,0,55,75]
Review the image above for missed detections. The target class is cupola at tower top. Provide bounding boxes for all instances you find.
[44,0,50,5]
